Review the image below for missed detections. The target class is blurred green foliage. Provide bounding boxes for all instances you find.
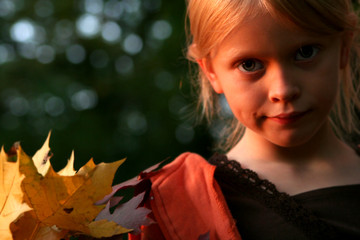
[0,0,213,181]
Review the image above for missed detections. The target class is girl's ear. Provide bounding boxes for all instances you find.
[197,58,224,94]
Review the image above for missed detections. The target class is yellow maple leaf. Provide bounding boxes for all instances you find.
[0,147,31,240]
[88,219,130,238]
[58,151,76,176]
[31,132,77,177]
[17,144,125,238]
[32,132,52,176]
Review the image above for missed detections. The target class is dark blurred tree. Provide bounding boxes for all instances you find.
[0,0,213,181]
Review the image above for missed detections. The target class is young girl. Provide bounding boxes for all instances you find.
[130,0,360,239]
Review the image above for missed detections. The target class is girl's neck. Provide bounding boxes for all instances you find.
[227,121,360,195]
[227,121,354,167]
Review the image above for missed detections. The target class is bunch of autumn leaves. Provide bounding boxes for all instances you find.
[0,133,155,240]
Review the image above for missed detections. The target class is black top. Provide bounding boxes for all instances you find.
[209,153,360,240]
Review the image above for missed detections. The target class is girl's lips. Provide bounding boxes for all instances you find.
[267,111,309,124]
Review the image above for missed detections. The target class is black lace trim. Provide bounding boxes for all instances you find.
[209,153,338,240]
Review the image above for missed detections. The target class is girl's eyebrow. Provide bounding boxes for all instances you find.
[220,47,272,60]
[219,36,328,61]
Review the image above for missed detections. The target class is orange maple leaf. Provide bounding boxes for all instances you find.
[0,147,31,240]
[12,139,126,239]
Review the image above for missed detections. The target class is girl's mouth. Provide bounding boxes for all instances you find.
[267,111,309,124]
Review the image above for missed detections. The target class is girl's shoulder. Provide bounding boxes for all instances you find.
[149,152,217,190]
[148,152,241,239]
[152,152,214,179]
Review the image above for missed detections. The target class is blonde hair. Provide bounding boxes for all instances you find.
[186,0,360,151]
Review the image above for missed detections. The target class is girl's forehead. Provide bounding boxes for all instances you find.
[225,13,313,44]
[211,12,340,58]
[225,5,341,44]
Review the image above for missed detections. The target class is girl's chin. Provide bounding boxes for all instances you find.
[265,133,316,148]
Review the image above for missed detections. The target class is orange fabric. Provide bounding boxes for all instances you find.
[136,152,242,240]
[129,225,166,240]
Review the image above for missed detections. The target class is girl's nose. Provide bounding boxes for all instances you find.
[268,66,301,103]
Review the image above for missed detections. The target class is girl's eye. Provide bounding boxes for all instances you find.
[295,45,319,61]
[238,59,264,72]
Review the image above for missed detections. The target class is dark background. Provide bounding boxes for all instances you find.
[0,0,213,182]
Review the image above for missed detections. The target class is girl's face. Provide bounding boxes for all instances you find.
[199,13,348,147]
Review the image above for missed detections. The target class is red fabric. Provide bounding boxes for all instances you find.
[131,152,241,240]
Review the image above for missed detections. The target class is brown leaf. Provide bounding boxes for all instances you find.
[94,161,163,235]
[95,192,153,235]
[10,211,69,240]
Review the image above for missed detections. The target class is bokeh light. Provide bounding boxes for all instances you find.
[104,0,124,19]
[71,89,98,111]
[123,34,143,55]
[34,0,54,18]
[0,0,16,18]
[84,0,103,14]
[101,21,122,43]
[36,45,55,64]
[151,20,172,40]
[10,19,36,43]
[45,96,65,117]
[66,44,86,64]
[0,44,15,64]
[76,14,101,38]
